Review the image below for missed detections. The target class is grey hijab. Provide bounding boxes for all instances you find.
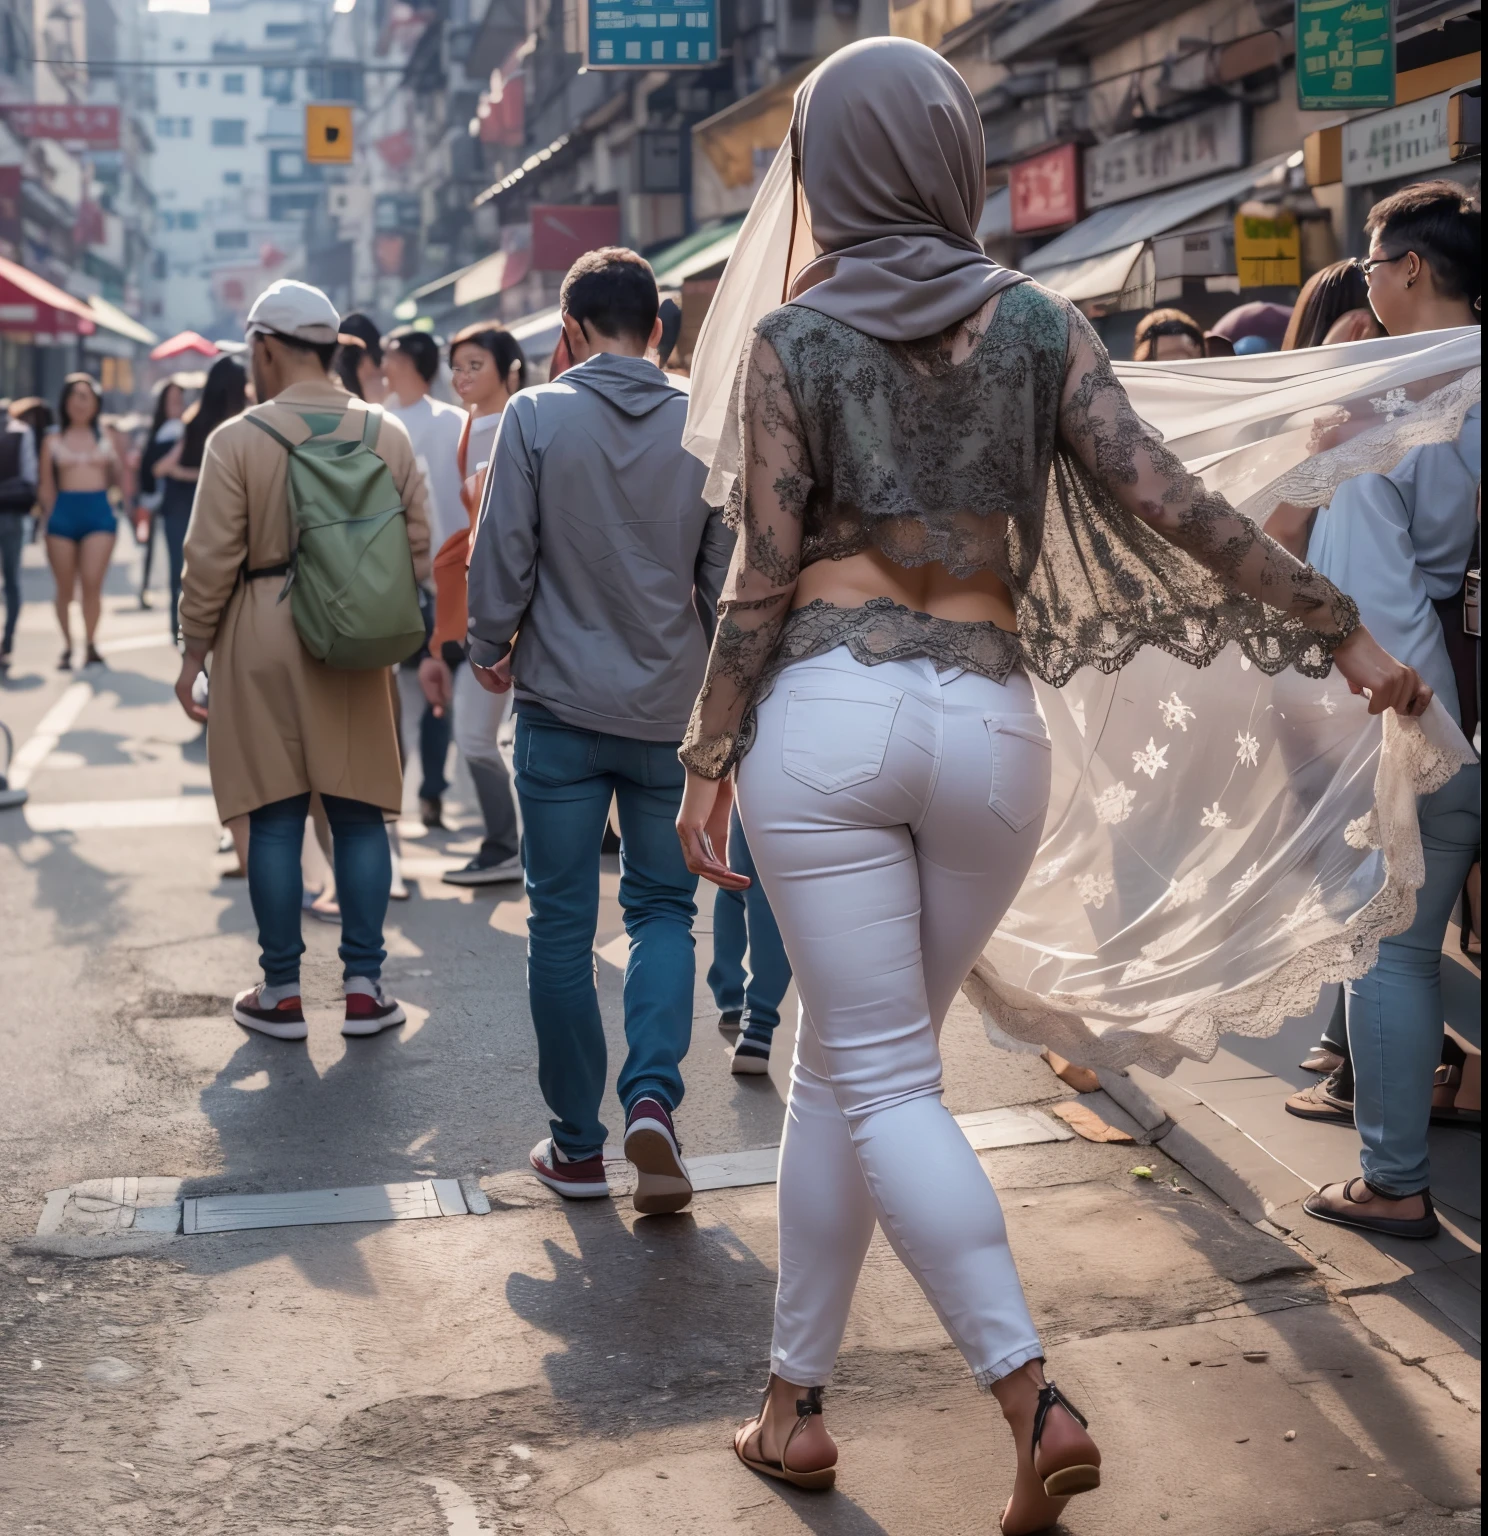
[787,38,1026,343]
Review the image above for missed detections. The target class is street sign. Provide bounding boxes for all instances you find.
[1342,87,1454,185]
[587,0,718,69]
[0,103,119,147]
[1297,0,1395,111]
[1009,143,1081,233]
[1234,204,1301,287]
[305,104,354,164]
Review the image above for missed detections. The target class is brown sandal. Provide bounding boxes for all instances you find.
[1032,1381,1101,1498]
[733,1384,836,1491]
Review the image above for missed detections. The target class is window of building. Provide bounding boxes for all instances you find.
[180,117,192,137]
[262,66,294,103]
[155,116,192,138]
[211,119,247,146]
[178,211,199,230]
[215,230,249,250]
[264,22,303,40]
[197,71,209,86]
[223,73,245,93]
[270,191,319,222]
[223,170,243,185]
[176,70,188,87]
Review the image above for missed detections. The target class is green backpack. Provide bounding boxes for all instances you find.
[246,402,425,670]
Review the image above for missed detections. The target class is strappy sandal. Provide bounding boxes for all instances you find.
[1303,1178,1440,1239]
[1030,1381,1100,1498]
[733,1384,836,1491]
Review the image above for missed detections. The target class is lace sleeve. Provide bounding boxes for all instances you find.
[1059,309,1358,641]
[680,332,812,778]
[1015,305,1359,687]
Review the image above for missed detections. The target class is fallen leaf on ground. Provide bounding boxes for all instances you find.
[1131,1165,1154,1179]
[1243,1351,1269,1363]
[1052,1101,1134,1143]
[1041,1049,1100,1093]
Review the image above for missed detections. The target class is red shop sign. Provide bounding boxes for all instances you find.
[1009,143,1081,234]
[531,204,621,272]
[0,103,120,148]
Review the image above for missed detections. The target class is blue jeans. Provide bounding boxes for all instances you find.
[247,792,391,987]
[1348,763,1481,1197]
[514,705,699,1161]
[419,699,451,802]
[707,805,792,1048]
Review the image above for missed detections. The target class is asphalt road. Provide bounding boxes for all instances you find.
[1,542,1480,1535]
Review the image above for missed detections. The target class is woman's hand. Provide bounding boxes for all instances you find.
[1332,624,1432,717]
[677,769,750,890]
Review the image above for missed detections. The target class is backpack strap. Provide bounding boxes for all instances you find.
[358,401,383,449]
[244,412,298,453]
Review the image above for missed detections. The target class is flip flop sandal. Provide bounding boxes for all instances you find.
[733,1385,836,1491]
[1303,1178,1440,1239]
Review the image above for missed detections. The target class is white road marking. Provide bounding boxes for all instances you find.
[8,681,92,789]
[24,796,221,832]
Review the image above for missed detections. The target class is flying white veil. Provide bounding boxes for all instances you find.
[685,138,1480,1077]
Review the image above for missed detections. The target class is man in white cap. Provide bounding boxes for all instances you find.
[173,279,432,1042]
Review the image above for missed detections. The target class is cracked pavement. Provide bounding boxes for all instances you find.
[1,564,1481,1534]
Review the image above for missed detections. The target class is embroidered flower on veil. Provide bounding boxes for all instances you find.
[1076,872,1115,908]
[1164,871,1210,910]
[1235,731,1260,767]
[1158,692,1195,731]
[1132,738,1170,779]
[1229,861,1262,897]
[1200,802,1231,829]
[1093,782,1138,824]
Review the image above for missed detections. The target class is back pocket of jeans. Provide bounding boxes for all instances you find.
[781,683,903,794]
[986,715,1052,832]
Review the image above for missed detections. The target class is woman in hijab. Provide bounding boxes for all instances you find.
[675,38,1432,1534]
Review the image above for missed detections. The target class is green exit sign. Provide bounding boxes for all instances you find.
[1297,0,1396,110]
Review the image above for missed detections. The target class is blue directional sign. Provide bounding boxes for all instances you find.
[587,0,718,69]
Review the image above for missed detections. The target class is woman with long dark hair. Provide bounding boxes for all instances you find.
[156,354,247,639]
[38,373,120,668]
[675,40,1437,1534]
[418,321,529,885]
[136,376,188,610]
[1282,259,1384,349]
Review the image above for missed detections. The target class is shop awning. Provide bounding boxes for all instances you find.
[649,217,745,286]
[453,246,533,309]
[150,330,219,362]
[86,295,158,348]
[1029,241,1150,305]
[0,255,96,337]
[1022,154,1290,280]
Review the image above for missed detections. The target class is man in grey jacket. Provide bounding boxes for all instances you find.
[467,247,733,1216]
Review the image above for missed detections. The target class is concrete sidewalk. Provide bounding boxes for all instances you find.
[1097,943,1481,1423]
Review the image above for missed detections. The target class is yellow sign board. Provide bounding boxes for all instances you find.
[305,104,354,164]
[1234,203,1300,289]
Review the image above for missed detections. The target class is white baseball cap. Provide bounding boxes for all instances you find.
[245,279,341,345]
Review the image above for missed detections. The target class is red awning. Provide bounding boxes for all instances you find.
[0,256,96,337]
[150,330,220,362]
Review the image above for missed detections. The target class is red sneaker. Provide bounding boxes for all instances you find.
[342,980,407,1038]
[233,985,308,1041]
[528,1138,610,1200]
[623,1097,693,1215]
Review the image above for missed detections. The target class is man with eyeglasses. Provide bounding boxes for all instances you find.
[1286,179,1481,1242]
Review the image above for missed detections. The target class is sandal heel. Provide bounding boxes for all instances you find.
[1043,1463,1101,1497]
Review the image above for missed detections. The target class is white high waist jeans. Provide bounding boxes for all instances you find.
[736,648,1051,1390]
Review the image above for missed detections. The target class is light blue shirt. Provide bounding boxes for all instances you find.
[1308,402,1479,726]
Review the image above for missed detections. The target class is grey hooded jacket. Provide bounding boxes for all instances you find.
[466,351,734,742]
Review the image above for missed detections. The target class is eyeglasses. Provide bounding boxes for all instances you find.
[1354,251,1410,277]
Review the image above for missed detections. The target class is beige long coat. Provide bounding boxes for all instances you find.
[178,378,432,821]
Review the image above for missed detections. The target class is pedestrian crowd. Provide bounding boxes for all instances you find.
[0,38,1478,1534]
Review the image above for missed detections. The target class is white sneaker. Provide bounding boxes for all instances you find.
[442,854,523,887]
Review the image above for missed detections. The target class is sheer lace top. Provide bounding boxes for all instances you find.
[680,281,1359,779]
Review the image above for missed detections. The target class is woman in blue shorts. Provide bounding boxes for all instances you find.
[39,373,121,668]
